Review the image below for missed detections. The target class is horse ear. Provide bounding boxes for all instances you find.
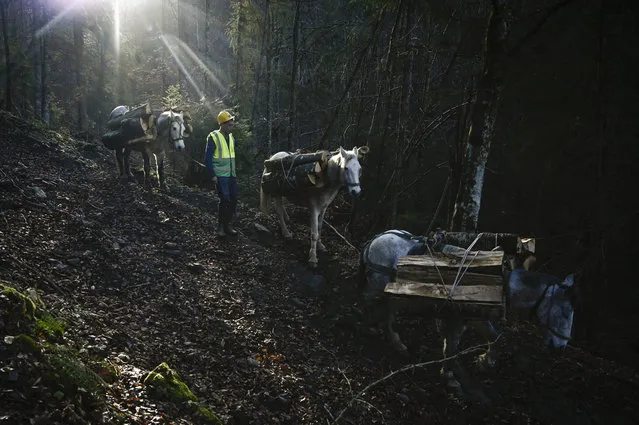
[356,145,370,158]
[339,146,347,157]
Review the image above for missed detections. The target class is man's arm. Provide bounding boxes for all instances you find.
[204,133,217,178]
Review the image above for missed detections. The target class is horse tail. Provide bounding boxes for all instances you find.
[260,186,270,214]
[357,239,372,289]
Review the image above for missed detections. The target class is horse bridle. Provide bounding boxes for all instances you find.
[166,115,185,144]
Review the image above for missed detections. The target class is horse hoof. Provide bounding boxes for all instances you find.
[308,261,318,269]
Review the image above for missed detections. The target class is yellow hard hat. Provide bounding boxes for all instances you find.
[217,110,234,125]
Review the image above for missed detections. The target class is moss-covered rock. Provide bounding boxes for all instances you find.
[144,363,223,424]
[144,362,198,403]
[11,333,41,355]
[1,282,37,333]
[191,403,223,425]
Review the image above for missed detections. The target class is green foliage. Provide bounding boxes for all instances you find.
[163,84,187,110]
[36,311,66,342]
[46,345,106,405]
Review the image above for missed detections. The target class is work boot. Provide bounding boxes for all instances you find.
[216,210,226,237]
[224,209,238,236]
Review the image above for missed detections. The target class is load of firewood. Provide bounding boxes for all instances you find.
[101,102,157,150]
[261,150,329,196]
[386,232,534,319]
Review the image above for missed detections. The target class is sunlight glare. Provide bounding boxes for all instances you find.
[171,36,227,97]
[160,34,207,103]
[35,0,83,38]
[114,0,120,57]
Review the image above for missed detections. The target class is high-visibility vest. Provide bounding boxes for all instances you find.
[207,130,236,177]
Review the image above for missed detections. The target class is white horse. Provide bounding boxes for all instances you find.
[260,146,369,267]
[359,230,578,396]
[109,107,187,190]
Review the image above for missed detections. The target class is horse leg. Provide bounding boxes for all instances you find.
[468,320,499,370]
[115,149,125,178]
[123,148,134,180]
[316,206,328,252]
[142,151,152,188]
[438,318,468,392]
[275,197,292,238]
[308,207,319,267]
[439,318,491,403]
[157,152,169,191]
[386,298,408,352]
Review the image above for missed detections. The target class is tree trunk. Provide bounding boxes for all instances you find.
[204,0,210,96]
[286,0,301,151]
[41,3,50,125]
[390,1,415,227]
[33,0,42,119]
[450,0,509,232]
[73,13,88,131]
[250,0,270,132]
[319,8,384,149]
[235,0,244,93]
[177,0,183,89]
[0,1,13,111]
[97,22,106,129]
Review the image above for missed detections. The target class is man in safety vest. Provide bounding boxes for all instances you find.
[205,110,238,236]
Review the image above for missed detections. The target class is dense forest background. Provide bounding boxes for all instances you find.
[1,0,638,364]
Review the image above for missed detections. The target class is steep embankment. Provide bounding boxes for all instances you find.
[0,112,637,425]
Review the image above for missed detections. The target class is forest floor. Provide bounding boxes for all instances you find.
[1,112,638,425]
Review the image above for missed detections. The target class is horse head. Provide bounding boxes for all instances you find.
[165,110,186,151]
[537,273,577,349]
[508,267,576,350]
[338,146,369,197]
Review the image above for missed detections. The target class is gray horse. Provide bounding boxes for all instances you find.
[109,107,187,190]
[359,229,577,394]
[260,146,369,267]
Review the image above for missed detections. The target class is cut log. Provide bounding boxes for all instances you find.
[264,151,328,173]
[397,249,504,270]
[396,268,503,287]
[387,295,503,320]
[385,280,503,304]
[106,102,152,130]
[435,232,528,254]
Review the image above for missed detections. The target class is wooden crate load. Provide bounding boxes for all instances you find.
[385,232,532,319]
[261,151,329,196]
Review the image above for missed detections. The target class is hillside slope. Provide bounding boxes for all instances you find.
[0,113,637,424]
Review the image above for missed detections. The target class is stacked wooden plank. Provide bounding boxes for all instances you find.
[385,233,531,319]
[261,151,329,196]
[101,102,157,150]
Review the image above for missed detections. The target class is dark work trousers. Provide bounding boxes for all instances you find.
[216,176,238,217]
